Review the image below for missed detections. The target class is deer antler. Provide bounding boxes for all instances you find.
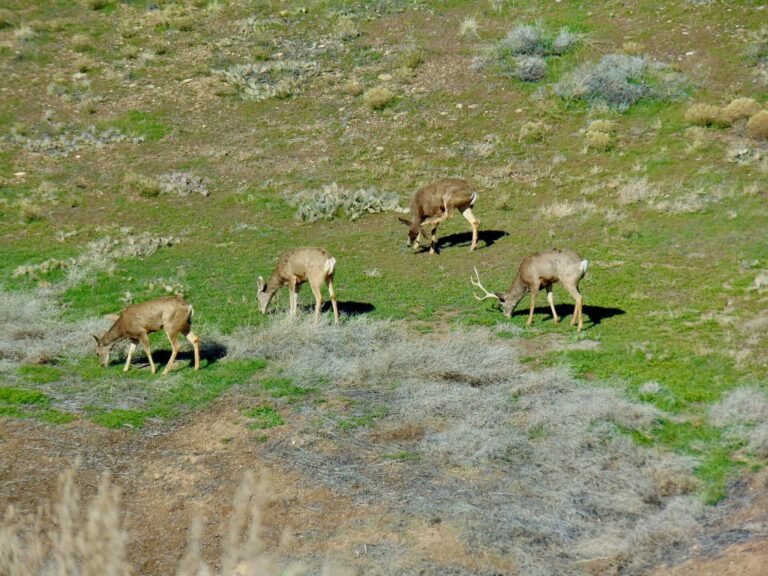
[471,267,499,301]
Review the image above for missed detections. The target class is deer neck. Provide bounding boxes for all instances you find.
[100,320,125,346]
[504,276,529,308]
[265,271,284,294]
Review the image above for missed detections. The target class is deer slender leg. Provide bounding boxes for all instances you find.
[546,286,559,323]
[139,333,156,374]
[429,223,440,255]
[563,283,584,332]
[327,279,339,324]
[310,282,323,323]
[422,210,452,255]
[461,208,479,252]
[527,284,540,326]
[123,342,137,372]
[163,332,181,375]
[186,331,201,370]
[288,278,298,319]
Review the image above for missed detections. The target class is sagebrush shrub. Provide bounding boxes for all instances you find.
[214,61,318,101]
[287,182,404,222]
[506,55,547,82]
[555,54,687,112]
[491,22,578,83]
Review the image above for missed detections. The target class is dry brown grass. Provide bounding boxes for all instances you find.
[519,120,551,143]
[720,97,762,124]
[685,103,727,127]
[363,86,395,110]
[585,129,612,151]
[746,110,768,140]
[0,463,303,576]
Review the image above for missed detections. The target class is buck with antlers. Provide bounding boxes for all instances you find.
[257,247,339,323]
[93,297,201,374]
[471,248,588,332]
[398,178,479,254]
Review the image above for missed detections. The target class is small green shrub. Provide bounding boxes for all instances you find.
[90,408,148,429]
[401,48,423,69]
[70,33,92,52]
[519,120,551,143]
[123,172,161,197]
[335,15,359,40]
[363,86,395,110]
[20,201,44,223]
[214,61,318,101]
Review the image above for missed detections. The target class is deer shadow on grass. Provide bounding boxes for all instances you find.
[315,301,375,316]
[436,229,508,252]
[510,304,625,328]
[137,339,228,369]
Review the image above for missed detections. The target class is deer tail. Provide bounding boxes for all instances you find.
[325,257,337,276]
[188,304,195,321]
[470,191,478,207]
[580,260,589,277]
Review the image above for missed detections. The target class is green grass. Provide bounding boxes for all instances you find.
[108,110,170,141]
[18,365,63,384]
[244,404,284,429]
[258,376,315,402]
[0,386,51,406]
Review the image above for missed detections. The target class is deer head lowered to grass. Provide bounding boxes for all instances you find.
[471,248,589,332]
[398,178,479,254]
[257,246,339,323]
[93,296,201,375]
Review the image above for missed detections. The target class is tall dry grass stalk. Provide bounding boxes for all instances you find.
[1,463,306,576]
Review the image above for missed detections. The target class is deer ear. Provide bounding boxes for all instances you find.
[92,335,100,344]
[397,216,411,225]
[104,313,119,322]
[495,292,506,301]
[256,276,264,292]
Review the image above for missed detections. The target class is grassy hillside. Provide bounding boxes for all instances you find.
[1,0,767,573]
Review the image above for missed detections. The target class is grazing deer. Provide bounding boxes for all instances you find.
[257,247,339,323]
[93,297,201,375]
[398,178,479,254]
[471,248,588,331]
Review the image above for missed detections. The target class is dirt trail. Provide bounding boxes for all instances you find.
[2,400,767,575]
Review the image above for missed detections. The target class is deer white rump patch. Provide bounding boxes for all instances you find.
[580,260,589,276]
[470,191,478,207]
[325,257,337,276]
